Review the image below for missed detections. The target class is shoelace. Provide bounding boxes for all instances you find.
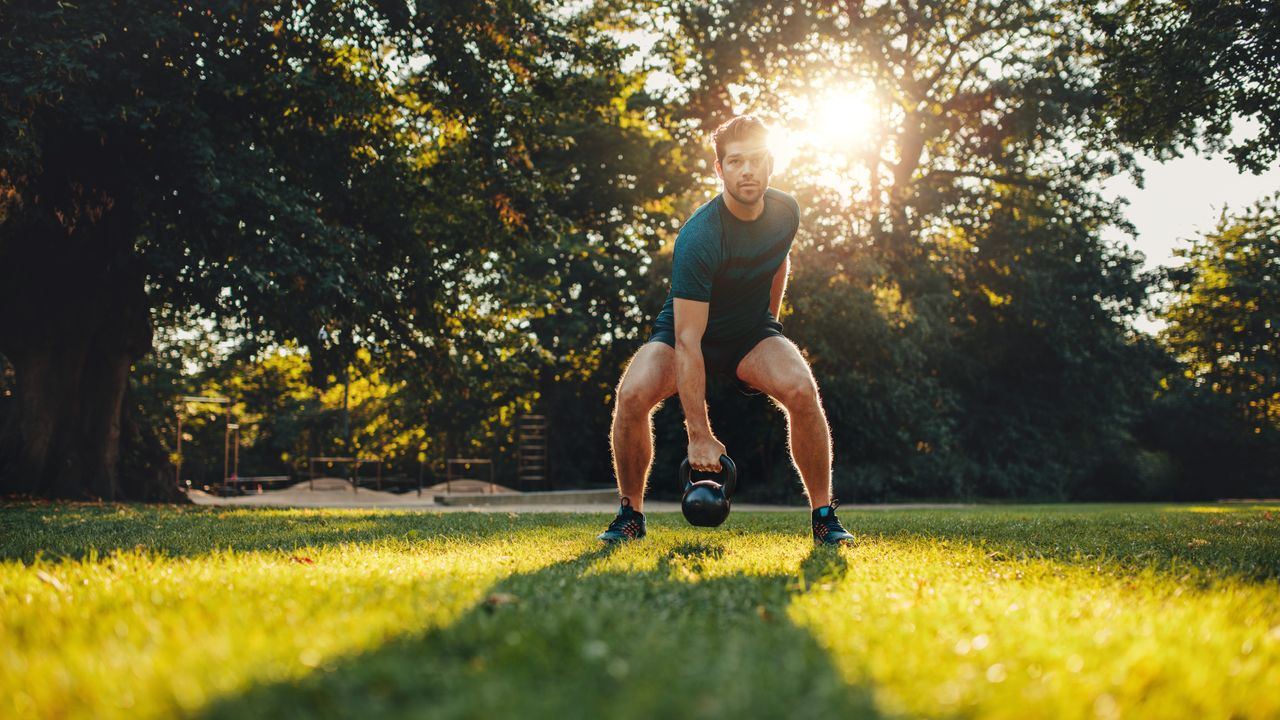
[815,501,845,535]
[607,512,632,532]
[607,498,642,536]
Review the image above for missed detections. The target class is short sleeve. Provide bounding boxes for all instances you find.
[781,191,801,238]
[670,208,721,302]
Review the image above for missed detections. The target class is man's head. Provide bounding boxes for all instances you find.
[712,115,773,206]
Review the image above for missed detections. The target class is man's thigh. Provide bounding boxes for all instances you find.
[617,341,678,405]
[733,336,818,402]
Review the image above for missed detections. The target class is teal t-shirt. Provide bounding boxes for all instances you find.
[653,188,800,343]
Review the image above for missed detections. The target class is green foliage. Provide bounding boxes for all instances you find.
[1090,0,1280,173]
[783,194,963,501]
[623,0,1158,500]
[4,0,1273,500]
[1162,194,1280,427]
[941,185,1156,498]
[2,503,1280,718]
[1146,194,1280,494]
[0,0,438,496]
[0,0,686,497]
[1,0,419,336]
[132,340,536,486]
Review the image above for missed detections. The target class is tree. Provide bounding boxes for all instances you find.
[1150,194,1280,494]
[629,0,1153,498]
[0,0,667,499]
[0,1,430,499]
[1161,194,1280,425]
[1089,0,1280,173]
[941,185,1155,498]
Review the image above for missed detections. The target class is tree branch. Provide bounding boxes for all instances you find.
[918,168,1052,190]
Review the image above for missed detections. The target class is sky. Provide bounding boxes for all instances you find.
[1101,150,1280,272]
[1097,142,1279,333]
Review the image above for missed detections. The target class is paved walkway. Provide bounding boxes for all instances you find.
[186,483,969,513]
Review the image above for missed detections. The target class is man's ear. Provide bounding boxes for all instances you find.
[714,159,723,180]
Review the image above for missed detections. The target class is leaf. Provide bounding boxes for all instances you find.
[484,592,519,608]
[35,570,68,592]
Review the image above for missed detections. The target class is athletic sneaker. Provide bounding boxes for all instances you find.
[812,502,855,545]
[598,497,646,542]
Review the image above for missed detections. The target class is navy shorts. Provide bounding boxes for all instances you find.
[647,318,785,379]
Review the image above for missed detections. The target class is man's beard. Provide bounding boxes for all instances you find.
[725,182,765,206]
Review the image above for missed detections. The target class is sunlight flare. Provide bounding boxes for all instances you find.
[776,84,880,163]
[810,87,878,149]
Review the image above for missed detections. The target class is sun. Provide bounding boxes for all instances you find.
[811,88,878,147]
[774,85,880,170]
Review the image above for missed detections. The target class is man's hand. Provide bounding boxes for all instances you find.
[687,435,726,473]
[674,297,722,473]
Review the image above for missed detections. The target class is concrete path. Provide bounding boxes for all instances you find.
[186,483,970,513]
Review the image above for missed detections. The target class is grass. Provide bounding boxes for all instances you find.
[1,502,1279,719]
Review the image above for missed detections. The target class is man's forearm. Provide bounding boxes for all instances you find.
[675,343,713,439]
[769,256,789,317]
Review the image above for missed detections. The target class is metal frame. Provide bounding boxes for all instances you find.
[445,458,495,494]
[174,395,230,491]
[517,414,548,490]
[307,456,383,492]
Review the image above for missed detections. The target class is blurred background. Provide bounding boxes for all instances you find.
[1,0,1277,503]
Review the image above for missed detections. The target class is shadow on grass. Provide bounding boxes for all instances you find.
[7,501,1274,583]
[196,541,880,720]
[5,499,1274,584]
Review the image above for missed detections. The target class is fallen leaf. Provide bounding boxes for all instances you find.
[484,592,519,607]
[36,570,68,592]
[290,556,315,565]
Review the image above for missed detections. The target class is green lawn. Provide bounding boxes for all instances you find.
[2,503,1278,719]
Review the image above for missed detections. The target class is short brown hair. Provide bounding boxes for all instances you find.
[712,115,770,162]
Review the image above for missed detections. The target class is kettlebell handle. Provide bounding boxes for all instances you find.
[679,454,737,498]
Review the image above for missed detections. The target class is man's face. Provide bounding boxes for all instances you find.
[716,139,773,206]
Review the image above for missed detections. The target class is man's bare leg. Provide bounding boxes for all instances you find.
[735,337,832,509]
[610,342,677,512]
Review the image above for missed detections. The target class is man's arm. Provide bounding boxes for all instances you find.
[769,253,790,318]
[674,298,726,472]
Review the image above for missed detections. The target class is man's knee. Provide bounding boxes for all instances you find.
[614,344,673,417]
[615,379,663,417]
[777,375,821,411]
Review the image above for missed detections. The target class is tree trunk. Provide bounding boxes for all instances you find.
[0,232,182,502]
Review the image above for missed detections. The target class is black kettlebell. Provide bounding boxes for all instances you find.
[680,454,737,527]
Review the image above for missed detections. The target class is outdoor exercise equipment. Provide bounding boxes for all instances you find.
[308,456,383,492]
[174,395,231,491]
[517,414,549,490]
[445,458,496,494]
[680,454,737,527]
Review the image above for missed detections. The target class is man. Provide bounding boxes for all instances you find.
[598,115,854,545]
